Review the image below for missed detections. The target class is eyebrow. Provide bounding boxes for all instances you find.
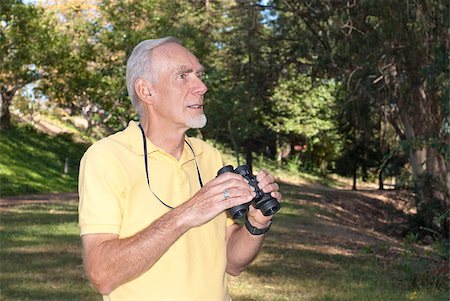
[176,65,205,74]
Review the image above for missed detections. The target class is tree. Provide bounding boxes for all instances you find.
[339,0,448,237]
[267,73,341,172]
[41,0,218,134]
[38,0,134,134]
[269,0,449,237]
[0,0,63,129]
[204,1,292,171]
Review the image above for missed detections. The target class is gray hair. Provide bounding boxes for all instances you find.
[126,37,181,120]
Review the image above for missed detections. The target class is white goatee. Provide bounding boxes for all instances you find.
[186,114,207,129]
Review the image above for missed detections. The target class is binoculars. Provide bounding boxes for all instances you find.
[217,165,281,219]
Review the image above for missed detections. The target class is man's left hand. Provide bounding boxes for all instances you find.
[246,170,282,227]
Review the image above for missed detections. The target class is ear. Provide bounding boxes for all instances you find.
[135,78,154,105]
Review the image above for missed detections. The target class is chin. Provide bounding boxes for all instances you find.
[186,114,207,129]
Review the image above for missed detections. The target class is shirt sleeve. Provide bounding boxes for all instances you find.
[78,146,127,236]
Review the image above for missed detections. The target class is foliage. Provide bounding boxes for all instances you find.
[1,0,355,173]
[39,0,134,134]
[268,75,341,171]
[268,0,449,235]
[0,0,65,129]
[3,0,448,238]
[334,81,384,187]
[203,1,280,170]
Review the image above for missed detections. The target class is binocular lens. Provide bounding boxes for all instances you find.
[259,201,281,216]
[228,205,248,219]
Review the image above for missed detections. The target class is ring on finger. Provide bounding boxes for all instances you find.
[223,190,230,200]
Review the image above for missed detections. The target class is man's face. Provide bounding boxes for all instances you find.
[149,43,208,131]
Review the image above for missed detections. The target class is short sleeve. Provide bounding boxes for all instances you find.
[78,146,127,236]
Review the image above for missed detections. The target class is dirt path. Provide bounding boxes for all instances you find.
[276,180,419,257]
[0,192,78,207]
[0,181,417,249]
[0,181,414,241]
[0,181,444,266]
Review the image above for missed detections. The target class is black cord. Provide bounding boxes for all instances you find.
[138,123,203,209]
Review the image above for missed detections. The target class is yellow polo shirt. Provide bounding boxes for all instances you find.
[79,121,231,301]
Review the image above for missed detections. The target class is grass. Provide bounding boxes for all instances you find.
[0,123,89,196]
[1,190,448,300]
[0,121,340,197]
[211,140,346,189]
[0,202,98,300]
[227,183,448,301]
[1,121,448,300]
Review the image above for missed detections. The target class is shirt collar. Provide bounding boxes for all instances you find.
[125,121,204,161]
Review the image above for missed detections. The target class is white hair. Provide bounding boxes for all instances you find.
[126,37,181,120]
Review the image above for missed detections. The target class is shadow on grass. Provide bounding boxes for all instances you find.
[0,203,99,301]
[278,181,410,237]
[229,181,449,301]
[1,183,447,301]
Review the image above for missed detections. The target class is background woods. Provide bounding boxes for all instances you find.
[1,0,448,239]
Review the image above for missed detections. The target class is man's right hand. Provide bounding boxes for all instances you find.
[177,172,255,228]
[82,171,253,295]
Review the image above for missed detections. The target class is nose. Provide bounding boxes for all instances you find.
[192,76,208,95]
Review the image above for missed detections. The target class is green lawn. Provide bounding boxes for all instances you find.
[0,124,89,196]
[0,201,97,300]
[1,123,448,300]
[1,192,447,301]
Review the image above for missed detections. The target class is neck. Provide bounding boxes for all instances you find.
[140,120,186,160]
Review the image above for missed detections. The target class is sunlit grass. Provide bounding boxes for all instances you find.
[0,123,89,196]
[1,190,448,300]
[2,122,343,197]
[212,140,348,190]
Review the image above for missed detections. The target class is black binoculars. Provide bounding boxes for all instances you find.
[217,164,281,219]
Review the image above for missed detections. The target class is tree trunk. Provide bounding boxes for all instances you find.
[227,121,240,166]
[0,89,14,130]
[245,139,254,174]
[275,129,282,165]
[378,168,384,190]
[396,91,449,237]
[352,162,357,191]
[426,147,449,205]
[398,109,426,177]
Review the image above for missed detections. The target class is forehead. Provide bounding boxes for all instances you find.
[152,42,202,73]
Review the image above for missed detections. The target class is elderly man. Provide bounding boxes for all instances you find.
[78,37,282,300]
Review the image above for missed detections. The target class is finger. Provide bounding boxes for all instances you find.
[213,172,248,186]
[261,182,279,194]
[221,191,254,210]
[218,187,255,202]
[256,169,268,183]
[257,174,277,191]
[256,171,275,186]
[207,177,250,195]
[270,191,282,202]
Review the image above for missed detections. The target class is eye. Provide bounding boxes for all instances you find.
[177,73,187,80]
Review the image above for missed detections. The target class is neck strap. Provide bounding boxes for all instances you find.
[138,123,203,209]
